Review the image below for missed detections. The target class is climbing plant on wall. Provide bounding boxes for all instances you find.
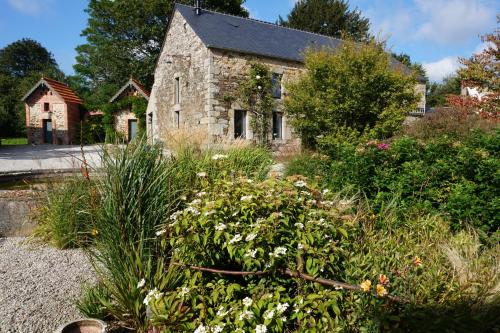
[239,63,276,147]
[102,96,148,143]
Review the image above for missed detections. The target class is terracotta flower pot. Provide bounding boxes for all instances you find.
[54,319,107,333]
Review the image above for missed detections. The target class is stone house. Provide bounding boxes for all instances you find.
[147,3,426,149]
[110,78,150,142]
[22,77,83,145]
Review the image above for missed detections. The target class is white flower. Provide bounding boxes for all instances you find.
[322,189,330,195]
[277,302,289,313]
[257,86,262,90]
[239,309,254,320]
[229,234,242,244]
[137,278,145,288]
[263,309,275,320]
[246,179,254,183]
[178,286,190,297]
[270,246,287,257]
[170,210,182,221]
[240,195,253,202]
[215,223,227,231]
[294,222,304,229]
[307,199,317,205]
[143,288,162,305]
[185,207,200,216]
[297,243,304,250]
[190,199,202,206]
[156,229,166,236]
[281,316,287,322]
[245,233,258,241]
[196,191,207,197]
[196,172,207,178]
[217,306,229,317]
[204,210,216,216]
[212,154,228,160]
[243,297,253,307]
[256,325,267,333]
[212,324,225,333]
[256,75,261,79]
[293,180,307,187]
[194,324,208,333]
[244,249,257,258]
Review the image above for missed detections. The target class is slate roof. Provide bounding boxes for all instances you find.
[110,78,150,103]
[22,77,83,104]
[176,3,342,63]
[175,4,424,81]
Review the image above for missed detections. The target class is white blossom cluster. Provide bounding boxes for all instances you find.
[143,288,163,305]
[269,246,287,257]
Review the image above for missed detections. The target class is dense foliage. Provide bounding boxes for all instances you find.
[101,96,148,142]
[287,130,500,235]
[278,0,370,41]
[75,0,248,107]
[426,75,461,107]
[0,39,64,139]
[285,40,419,148]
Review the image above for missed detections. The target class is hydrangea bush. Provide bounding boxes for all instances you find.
[146,176,450,332]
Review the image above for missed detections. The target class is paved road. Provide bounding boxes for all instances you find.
[0,145,102,173]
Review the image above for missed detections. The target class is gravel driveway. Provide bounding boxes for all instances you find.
[0,145,102,174]
[0,238,96,333]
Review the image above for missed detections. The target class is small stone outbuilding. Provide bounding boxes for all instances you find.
[147,4,427,151]
[110,78,150,142]
[22,77,83,145]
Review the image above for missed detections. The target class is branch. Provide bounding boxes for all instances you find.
[171,262,405,303]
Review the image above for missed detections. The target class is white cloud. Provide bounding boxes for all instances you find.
[7,0,54,15]
[423,56,462,82]
[414,0,495,45]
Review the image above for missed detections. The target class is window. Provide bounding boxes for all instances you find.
[44,103,50,111]
[271,73,282,99]
[174,111,180,128]
[272,111,283,140]
[174,77,180,104]
[234,110,246,139]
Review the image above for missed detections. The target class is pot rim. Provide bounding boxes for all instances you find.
[54,318,108,333]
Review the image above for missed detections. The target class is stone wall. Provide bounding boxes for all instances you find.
[148,11,210,144]
[0,191,38,237]
[208,49,304,151]
[415,83,426,110]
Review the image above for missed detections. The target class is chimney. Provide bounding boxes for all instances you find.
[195,0,202,15]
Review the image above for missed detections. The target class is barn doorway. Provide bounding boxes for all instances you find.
[128,119,138,142]
[42,120,53,144]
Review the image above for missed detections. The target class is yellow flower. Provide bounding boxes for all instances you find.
[360,279,372,292]
[378,274,389,286]
[413,256,422,267]
[91,228,98,236]
[376,284,388,297]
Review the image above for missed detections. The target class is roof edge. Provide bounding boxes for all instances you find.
[110,78,150,103]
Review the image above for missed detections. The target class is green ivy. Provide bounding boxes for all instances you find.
[102,95,148,142]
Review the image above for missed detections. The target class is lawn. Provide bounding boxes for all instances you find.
[1,137,28,145]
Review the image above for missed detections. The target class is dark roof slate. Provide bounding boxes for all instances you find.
[176,3,342,63]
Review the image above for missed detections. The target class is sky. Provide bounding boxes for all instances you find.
[0,0,498,82]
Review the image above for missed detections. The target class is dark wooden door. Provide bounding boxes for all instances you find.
[43,119,52,144]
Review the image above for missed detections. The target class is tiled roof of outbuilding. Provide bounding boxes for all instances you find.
[110,78,150,103]
[22,77,83,104]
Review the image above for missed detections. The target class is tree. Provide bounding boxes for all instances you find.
[392,52,428,83]
[0,39,63,140]
[278,0,370,41]
[455,16,499,117]
[426,75,461,107]
[74,0,248,107]
[285,40,418,148]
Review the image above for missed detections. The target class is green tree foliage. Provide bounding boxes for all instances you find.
[74,0,248,107]
[0,39,63,139]
[426,75,461,107]
[392,52,428,83]
[278,0,370,41]
[285,41,419,148]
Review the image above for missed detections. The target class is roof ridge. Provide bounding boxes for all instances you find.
[174,3,343,43]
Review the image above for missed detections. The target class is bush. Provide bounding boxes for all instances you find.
[285,40,419,149]
[33,177,97,249]
[146,177,499,332]
[285,130,500,234]
[78,141,273,331]
[401,107,497,141]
